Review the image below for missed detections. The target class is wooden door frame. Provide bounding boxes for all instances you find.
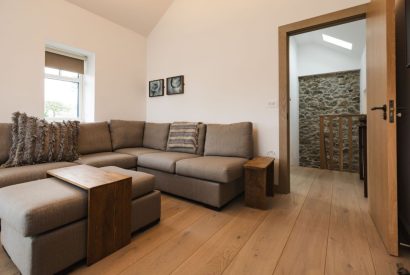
[278,4,368,194]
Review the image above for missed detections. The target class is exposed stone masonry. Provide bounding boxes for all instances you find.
[298,70,361,171]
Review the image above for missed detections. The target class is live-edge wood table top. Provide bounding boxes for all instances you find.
[244,156,274,170]
[47,165,131,190]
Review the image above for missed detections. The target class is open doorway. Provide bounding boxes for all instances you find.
[278,2,401,258]
[289,20,367,177]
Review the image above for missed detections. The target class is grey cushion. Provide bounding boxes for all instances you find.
[0,162,77,188]
[109,120,145,150]
[115,147,162,157]
[167,123,206,155]
[204,122,253,159]
[100,166,155,199]
[74,152,137,169]
[78,122,112,155]
[0,123,11,165]
[0,178,87,237]
[142,123,170,151]
[176,156,247,183]
[138,152,199,173]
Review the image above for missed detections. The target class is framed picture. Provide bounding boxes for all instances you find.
[167,75,184,95]
[149,79,164,97]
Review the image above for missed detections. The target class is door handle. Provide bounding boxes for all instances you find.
[371,104,387,120]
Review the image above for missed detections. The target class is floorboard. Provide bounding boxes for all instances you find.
[120,201,243,275]
[171,206,268,275]
[353,173,410,275]
[0,167,409,275]
[273,168,334,275]
[325,171,375,274]
[0,239,19,275]
[222,166,318,275]
[73,198,207,275]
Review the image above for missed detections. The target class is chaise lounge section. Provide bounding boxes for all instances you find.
[0,166,160,275]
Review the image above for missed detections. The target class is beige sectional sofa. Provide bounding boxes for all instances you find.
[0,120,253,208]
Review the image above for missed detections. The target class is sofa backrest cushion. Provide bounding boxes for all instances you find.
[109,120,145,150]
[0,123,12,165]
[167,123,206,155]
[204,122,253,159]
[143,123,170,151]
[78,122,112,155]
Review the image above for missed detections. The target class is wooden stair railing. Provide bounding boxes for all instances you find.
[319,114,365,172]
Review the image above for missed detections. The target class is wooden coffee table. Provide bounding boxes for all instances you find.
[47,165,132,265]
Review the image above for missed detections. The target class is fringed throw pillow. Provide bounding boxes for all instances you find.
[1,112,80,168]
[167,122,200,154]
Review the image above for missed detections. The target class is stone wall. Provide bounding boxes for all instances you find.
[298,70,361,170]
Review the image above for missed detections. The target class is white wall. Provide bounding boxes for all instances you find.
[289,37,299,166]
[0,0,147,123]
[147,0,369,161]
[297,44,362,77]
[360,46,367,114]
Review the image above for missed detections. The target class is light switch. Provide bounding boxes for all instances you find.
[267,101,276,109]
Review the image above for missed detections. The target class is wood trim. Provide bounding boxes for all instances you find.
[348,116,353,172]
[278,4,368,194]
[339,117,344,171]
[320,116,325,169]
[329,117,334,169]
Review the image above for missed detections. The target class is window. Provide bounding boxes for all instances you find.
[44,68,83,120]
[44,50,85,121]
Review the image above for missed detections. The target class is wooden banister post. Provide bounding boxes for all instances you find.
[320,116,326,169]
[348,116,353,172]
[339,116,344,171]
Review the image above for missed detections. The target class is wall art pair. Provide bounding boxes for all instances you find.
[149,75,184,97]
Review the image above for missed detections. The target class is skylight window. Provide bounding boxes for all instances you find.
[322,34,353,50]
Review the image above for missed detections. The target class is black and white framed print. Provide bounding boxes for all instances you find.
[149,79,164,97]
[166,75,184,95]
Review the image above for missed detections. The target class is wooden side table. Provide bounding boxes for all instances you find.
[244,157,274,210]
[47,165,132,265]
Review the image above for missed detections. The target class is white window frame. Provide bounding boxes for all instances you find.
[44,69,84,122]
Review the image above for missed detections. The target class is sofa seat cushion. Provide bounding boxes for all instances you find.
[74,152,137,169]
[100,166,155,199]
[115,147,163,157]
[176,156,247,183]
[0,162,77,188]
[0,178,87,237]
[138,152,199,173]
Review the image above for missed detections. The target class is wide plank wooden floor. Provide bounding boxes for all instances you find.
[1,166,410,274]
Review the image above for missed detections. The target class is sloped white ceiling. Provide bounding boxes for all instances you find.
[294,19,366,59]
[65,0,174,36]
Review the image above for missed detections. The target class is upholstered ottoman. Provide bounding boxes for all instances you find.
[0,166,160,275]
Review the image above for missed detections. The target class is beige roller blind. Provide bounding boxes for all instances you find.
[45,51,84,74]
